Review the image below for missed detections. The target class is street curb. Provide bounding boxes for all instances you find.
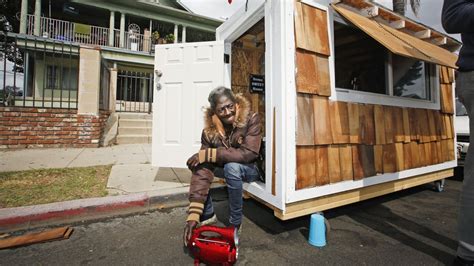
[0,188,192,233]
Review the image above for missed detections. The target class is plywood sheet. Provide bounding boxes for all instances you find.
[339,145,353,181]
[328,145,342,183]
[359,104,375,145]
[330,101,350,144]
[296,50,331,96]
[296,146,316,190]
[295,2,330,56]
[315,145,330,186]
[313,96,333,144]
[441,84,454,114]
[374,145,384,174]
[383,144,397,173]
[348,103,361,144]
[402,108,411,143]
[296,93,315,145]
[374,105,386,145]
[384,105,395,144]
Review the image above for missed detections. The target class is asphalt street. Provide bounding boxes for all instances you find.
[0,175,463,265]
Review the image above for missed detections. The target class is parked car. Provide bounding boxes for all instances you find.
[455,97,469,166]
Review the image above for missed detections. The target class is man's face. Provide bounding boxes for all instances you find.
[214,96,236,125]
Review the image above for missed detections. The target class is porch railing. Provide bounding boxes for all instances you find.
[113,30,152,52]
[27,15,110,47]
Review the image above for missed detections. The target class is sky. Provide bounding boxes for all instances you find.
[179,0,460,42]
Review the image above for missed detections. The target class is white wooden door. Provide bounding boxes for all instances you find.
[152,41,225,168]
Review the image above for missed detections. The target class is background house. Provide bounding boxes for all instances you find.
[0,0,221,148]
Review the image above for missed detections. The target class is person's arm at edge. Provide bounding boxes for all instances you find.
[442,0,474,33]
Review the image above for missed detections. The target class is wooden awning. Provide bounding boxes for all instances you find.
[332,5,457,68]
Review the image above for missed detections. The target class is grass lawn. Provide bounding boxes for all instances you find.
[0,165,112,208]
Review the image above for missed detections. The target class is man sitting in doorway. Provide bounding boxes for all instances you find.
[183,86,262,246]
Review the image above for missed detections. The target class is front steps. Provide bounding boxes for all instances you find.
[116,113,152,144]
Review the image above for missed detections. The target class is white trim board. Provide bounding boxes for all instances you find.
[287,160,456,203]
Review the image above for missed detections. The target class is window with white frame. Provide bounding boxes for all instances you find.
[333,19,435,102]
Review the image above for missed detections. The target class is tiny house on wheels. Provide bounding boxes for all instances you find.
[152,0,461,220]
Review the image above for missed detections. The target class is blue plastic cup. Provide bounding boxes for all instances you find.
[308,213,326,247]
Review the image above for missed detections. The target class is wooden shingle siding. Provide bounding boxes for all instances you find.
[359,104,375,145]
[328,145,342,183]
[440,66,455,84]
[374,105,386,145]
[383,144,397,173]
[296,146,316,189]
[348,103,361,144]
[374,145,384,174]
[315,145,330,186]
[296,93,315,145]
[295,49,331,96]
[294,2,330,56]
[329,101,350,144]
[293,4,456,191]
[440,84,454,114]
[313,96,333,145]
[339,145,354,181]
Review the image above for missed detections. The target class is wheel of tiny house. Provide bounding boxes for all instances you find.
[434,179,446,192]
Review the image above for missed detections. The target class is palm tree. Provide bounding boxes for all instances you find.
[392,0,420,16]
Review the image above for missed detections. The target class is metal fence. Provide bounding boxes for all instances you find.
[116,71,153,113]
[1,34,79,109]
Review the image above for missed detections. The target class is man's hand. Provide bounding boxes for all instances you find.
[183,220,198,247]
[186,153,199,170]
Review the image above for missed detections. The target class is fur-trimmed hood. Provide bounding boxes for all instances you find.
[203,93,252,141]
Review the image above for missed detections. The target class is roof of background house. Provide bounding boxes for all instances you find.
[71,0,222,32]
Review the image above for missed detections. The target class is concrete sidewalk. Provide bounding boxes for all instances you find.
[0,144,152,171]
[0,144,219,232]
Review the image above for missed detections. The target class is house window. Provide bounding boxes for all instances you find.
[46,65,78,91]
[334,20,434,102]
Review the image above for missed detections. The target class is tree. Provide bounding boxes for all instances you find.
[392,0,420,16]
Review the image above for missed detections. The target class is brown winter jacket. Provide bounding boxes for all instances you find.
[186,94,262,222]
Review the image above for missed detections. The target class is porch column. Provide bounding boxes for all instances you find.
[174,24,178,43]
[109,67,117,113]
[20,0,28,34]
[119,13,125,48]
[182,26,186,43]
[108,11,115,46]
[34,0,41,36]
[78,47,101,115]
